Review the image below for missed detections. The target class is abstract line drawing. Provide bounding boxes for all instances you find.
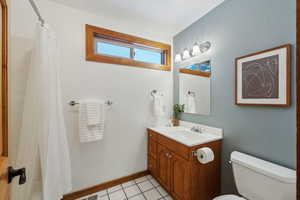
[242,55,279,99]
[235,44,291,107]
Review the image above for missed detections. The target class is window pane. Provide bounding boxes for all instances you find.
[96,42,131,58]
[134,48,163,65]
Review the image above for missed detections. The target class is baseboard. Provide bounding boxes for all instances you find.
[62,170,150,200]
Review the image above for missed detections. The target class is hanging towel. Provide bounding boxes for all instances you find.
[79,99,105,143]
[153,93,165,117]
[13,24,72,200]
[85,99,104,126]
[186,94,196,113]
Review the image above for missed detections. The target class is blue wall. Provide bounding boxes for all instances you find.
[173,0,296,193]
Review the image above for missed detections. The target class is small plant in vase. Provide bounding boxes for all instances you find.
[173,104,185,126]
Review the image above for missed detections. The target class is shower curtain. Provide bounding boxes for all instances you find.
[13,24,72,200]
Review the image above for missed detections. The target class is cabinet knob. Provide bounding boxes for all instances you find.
[169,154,172,158]
[149,134,152,137]
[166,153,169,157]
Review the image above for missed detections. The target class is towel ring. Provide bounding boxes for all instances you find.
[188,91,196,97]
[151,90,163,97]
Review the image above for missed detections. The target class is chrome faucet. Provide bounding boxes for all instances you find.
[190,126,203,133]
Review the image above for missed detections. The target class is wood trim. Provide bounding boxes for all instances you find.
[179,68,211,77]
[62,170,150,200]
[86,24,171,71]
[297,0,300,199]
[0,0,8,157]
[235,44,291,107]
[0,156,8,200]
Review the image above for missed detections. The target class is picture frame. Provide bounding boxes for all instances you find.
[235,44,291,106]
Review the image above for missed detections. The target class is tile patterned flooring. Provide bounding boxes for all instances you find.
[78,175,173,200]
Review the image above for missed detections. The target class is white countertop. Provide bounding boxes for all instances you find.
[148,126,223,147]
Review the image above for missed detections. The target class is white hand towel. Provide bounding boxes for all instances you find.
[79,100,105,142]
[153,93,165,117]
[85,99,103,126]
[186,95,196,113]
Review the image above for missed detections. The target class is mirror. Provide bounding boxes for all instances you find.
[177,59,211,115]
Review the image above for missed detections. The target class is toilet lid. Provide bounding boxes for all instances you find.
[213,195,246,200]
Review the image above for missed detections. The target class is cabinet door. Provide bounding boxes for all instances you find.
[148,155,157,176]
[148,137,157,158]
[170,153,190,200]
[157,144,171,190]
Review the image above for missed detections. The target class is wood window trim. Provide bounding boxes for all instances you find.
[179,68,211,77]
[86,24,171,71]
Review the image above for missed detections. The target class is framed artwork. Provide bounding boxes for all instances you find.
[235,44,291,106]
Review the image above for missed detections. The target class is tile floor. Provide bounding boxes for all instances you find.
[78,175,173,200]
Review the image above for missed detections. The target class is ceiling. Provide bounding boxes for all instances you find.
[51,0,224,36]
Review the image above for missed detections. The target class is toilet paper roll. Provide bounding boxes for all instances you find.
[197,147,214,164]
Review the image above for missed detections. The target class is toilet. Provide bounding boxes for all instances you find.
[214,151,296,200]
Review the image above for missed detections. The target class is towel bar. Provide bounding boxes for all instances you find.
[69,100,113,106]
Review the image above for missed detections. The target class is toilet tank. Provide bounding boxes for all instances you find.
[231,151,296,200]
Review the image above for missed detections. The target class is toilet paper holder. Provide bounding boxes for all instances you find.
[192,149,213,158]
[192,150,197,157]
[192,150,203,158]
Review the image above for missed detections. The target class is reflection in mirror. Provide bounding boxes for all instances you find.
[178,59,211,115]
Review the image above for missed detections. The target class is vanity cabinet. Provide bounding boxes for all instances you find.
[170,152,190,200]
[157,144,171,190]
[147,129,221,200]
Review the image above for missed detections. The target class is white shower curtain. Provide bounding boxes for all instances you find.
[13,24,72,200]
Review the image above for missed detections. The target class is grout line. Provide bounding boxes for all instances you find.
[80,176,154,200]
[127,193,143,200]
[148,177,161,188]
[122,181,136,189]
[125,179,144,200]
[135,179,148,200]
[154,185,165,198]
[96,189,109,198]
[135,179,148,184]
[106,189,111,200]
[121,184,129,200]
[147,177,167,198]
[107,187,123,194]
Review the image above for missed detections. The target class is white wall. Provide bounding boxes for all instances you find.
[10,0,173,192]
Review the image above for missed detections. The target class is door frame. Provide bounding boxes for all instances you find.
[0,0,8,157]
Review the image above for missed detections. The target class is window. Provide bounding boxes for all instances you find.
[96,41,131,59]
[86,24,171,71]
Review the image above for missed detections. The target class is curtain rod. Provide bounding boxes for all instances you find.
[28,0,45,26]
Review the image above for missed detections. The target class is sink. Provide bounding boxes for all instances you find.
[149,126,222,147]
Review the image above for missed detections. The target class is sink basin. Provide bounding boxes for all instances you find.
[149,126,222,147]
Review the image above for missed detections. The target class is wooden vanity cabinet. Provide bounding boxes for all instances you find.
[148,130,158,176]
[147,129,221,200]
[157,144,171,190]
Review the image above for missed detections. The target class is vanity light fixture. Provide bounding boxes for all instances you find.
[175,41,212,63]
[175,53,182,63]
[192,42,201,56]
[182,48,191,60]
[200,41,211,53]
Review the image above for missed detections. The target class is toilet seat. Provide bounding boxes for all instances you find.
[213,194,246,200]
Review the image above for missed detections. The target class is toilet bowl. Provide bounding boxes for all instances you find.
[213,151,296,200]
